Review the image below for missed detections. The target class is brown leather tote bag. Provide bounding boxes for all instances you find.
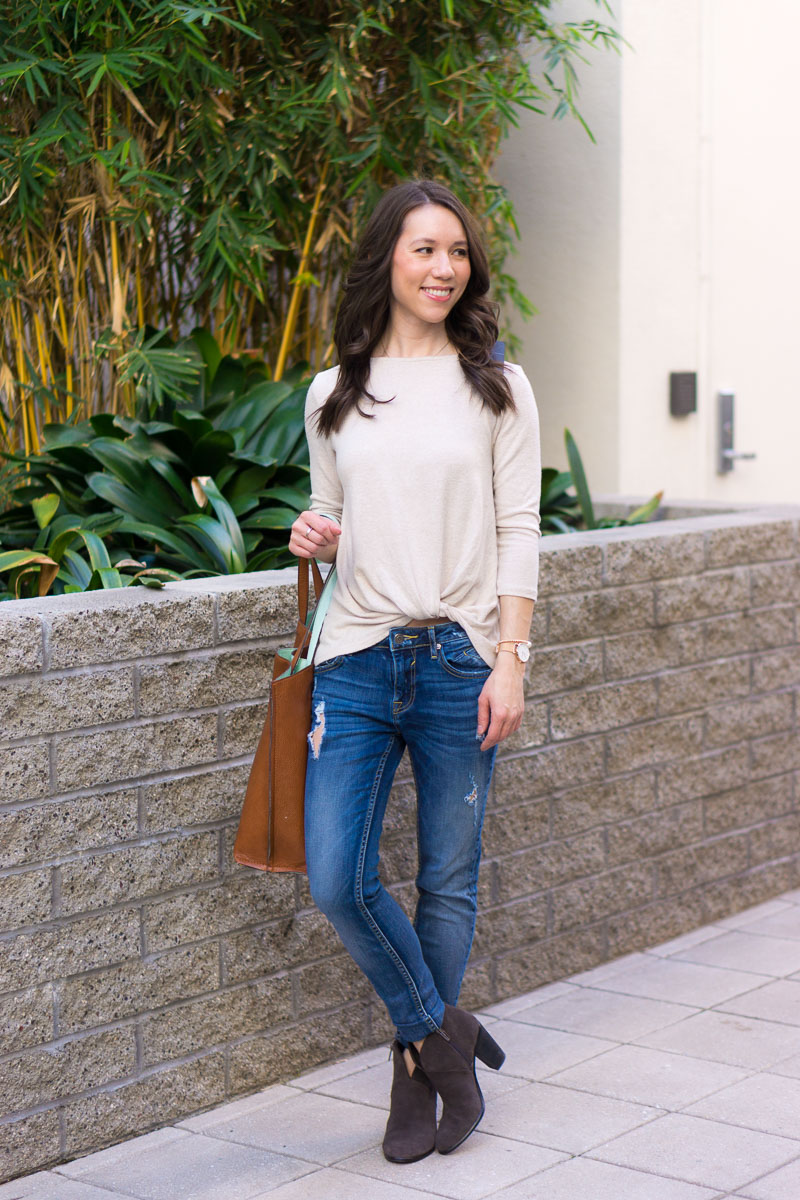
[233,557,332,873]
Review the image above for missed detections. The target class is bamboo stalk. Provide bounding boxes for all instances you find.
[34,312,54,425]
[20,229,49,440]
[8,294,34,456]
[75,300,90,421]
[304,285,312,363]
[273,166,329,381]
[0,363,11,445]
[244,291,256,352]
[135,248,145,327]
[0,260,21,449]
[228,282,243,351]
[215,296,228,352]
[52,268,74,414]
[316,245,333,368]
[62,223,79,419]
[104,70,126,414]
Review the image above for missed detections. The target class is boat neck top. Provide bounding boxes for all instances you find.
[304,355,541,666]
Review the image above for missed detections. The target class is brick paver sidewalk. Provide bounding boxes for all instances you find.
[6,890,800,1200]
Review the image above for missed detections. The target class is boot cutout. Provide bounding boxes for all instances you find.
[382,1040,437,1163]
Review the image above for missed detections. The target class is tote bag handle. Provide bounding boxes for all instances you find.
[305,563,337,665]
[287,559,337,674]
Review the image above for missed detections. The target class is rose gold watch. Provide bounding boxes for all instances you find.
[495,640,531,664]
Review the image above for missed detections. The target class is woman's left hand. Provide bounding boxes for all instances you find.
[476,655,525,750]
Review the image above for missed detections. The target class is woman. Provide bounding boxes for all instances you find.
[289,179,541,1162]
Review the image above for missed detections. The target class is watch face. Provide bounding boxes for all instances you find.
[516,644,530,663]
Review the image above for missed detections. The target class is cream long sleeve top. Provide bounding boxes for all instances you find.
[304,354,541,667]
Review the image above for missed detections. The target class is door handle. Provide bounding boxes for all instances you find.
[717,391,757,474]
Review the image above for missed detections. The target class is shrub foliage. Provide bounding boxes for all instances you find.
[0,330,310,598]
[0,0,618,452]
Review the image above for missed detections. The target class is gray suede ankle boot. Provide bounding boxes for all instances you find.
[382,1040,437,1163]
[412,1004,505,1154]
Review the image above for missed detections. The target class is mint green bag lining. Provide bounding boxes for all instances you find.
[275,563,338,677]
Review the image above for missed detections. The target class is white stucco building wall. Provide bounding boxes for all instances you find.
[497,0,800,504]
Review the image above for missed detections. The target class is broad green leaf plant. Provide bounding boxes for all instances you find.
[0,330,311,597]
[0,494,180,601]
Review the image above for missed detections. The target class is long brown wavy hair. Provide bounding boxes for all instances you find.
[313,179,514,436]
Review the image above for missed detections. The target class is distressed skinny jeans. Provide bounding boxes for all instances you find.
[304,622,497,1044]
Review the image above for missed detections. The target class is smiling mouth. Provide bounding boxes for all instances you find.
[422,287,453,300]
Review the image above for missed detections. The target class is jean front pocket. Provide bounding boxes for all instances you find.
[437,635,492,679]
[314,654,345,674]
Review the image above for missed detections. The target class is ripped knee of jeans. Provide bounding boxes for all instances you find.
[308,699,326,759]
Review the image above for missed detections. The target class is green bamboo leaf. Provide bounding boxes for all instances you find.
[86,60,107,96]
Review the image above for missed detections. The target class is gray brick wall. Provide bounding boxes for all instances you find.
[1,505,799,1179]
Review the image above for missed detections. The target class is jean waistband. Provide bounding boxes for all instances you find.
[383,621,464,654]
[403,617,453,627]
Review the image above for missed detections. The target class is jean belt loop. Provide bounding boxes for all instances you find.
[428,624,438,659]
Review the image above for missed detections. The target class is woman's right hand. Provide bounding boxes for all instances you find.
[289,511,342,563]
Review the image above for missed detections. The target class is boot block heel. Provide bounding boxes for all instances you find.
[475,1023,505,1070]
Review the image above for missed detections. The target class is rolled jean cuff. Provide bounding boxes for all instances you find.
[395,996,445,1045]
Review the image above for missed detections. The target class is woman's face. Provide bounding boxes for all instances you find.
[388,203,471,334]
